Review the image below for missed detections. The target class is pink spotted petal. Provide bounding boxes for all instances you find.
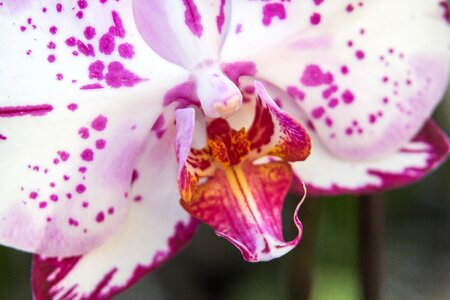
[182,160,303,262]
[292,121,450,196]
[0,0,187,94]
[32,122,197,299]
[133,0,231,70]
[222,0,450,160]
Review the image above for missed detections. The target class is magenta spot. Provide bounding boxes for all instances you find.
[118,43,135,59]
[328,98,339,108]
[110,11,126,38]
[56,73,64,80]
[80,148,94,162]
[95,139,106,150]
[310,13,321,25]
[49,26,57,35]
[235,23,242,34]
[314,0,324,5]
[76,11,84,19]
[355,50,365,60]
[76,184,86,194]
[77,0,88,9]
[369,114,377,124]
[134,195,142,202]
[0,104,53,118]
[78,127,90,139]
[91,115,108,131]
[325,117,333,127]
[311,106,325,119]
[66,193,72,199]
[345,127,353,136]
[340,65,349,75]
[68,218,79,226]
[105,61,143,88]
[57,150,70,161]
[56,3,62,12]
[80,83,104,90]
[47,41,56,49]
[50,194,58,202]
[39,202,47,209]
[88,60,105,80]
[67,103,78,111]
[96,212,105,223]
[65,37,76,47]
[20,26,26,32]
[287,86,305,101]
[82,201,89,208]
[217,0,226,33]
[63,175,70,181]
[181,0,203,37]
[342,90,355,104]
[53,158,60,165]
[301,65,329,87]
[77,40,95,57]
[0,134,6,140]
[29,192,38,200]
[346,4,354,12]
[262,3,286,26]
[131,169,139,185]
[107,207,115,215]
[99,33,115,55]
[47,54,56,63]
[83,26,96,40]
[50,182,56,188]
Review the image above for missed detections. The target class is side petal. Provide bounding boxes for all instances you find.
[222,0,450,160]
[182,160,303,262]
[133,0,231,70]
[0,79,187,257]
[293,121,450,196]
[32,122,197,300]
[0,0,184,96]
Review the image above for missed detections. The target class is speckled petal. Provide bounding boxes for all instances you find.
[32,121,197,300]
[292,121,450,196]
[133,0,231,70]
[222,0,450,160]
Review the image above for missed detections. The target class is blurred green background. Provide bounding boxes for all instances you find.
[0,96,449,300]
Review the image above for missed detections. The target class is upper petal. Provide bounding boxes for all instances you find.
[222,0,450,160]
[32,122,197,299]
[133,0,231,70]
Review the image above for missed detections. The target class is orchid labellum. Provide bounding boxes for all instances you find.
[0,0,448,299]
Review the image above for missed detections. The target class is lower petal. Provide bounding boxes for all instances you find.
[182,160,303,262]
[292,121,449,195]
[32,122,197,299]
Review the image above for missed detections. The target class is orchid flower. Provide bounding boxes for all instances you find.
[0,0,449,299]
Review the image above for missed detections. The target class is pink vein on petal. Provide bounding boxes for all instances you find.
[0,105,53,117]
[182,0,203,38]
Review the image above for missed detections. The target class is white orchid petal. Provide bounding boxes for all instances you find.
[222,0,450,160]
[32,123,196,299]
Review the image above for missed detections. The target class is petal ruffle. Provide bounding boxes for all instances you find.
[133,0,231,70]
[32,122,197,300]
[292,121,450,196]
[182,160,303,262]
[222,0,450,160]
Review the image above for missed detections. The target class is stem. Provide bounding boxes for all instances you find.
[358,194,384,300]
[288,196,320,300]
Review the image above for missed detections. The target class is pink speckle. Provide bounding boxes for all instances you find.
[56,73,63,80]
[369,114,377,124]
[53,158,60,165]
[66,193,73,199]
[340,65,349,75]
[355,50,365,60]
[39,202,47,209]
[346,4,354,13]
[107,207,115,215]
[181,0,203,37]
[56,3,62,12]
[95,139,106,150]
[76,184,86,194]
[47,55,56,63]
[68,218,79,226]
[80,83,103,90]
[76,11,84,19]
[67,103,78,111]
[310,13,321,25]
[111,11,126,38]
[99,33,115,55]
[91,115,108,131]
[105,61,143,88]
[345,127,353,136]
[80,148,94,162]
[50,194,58,202]
[235,23,242,34]
[49,26,57,35]
[47,41,56,49]
[88,60,105,80]
[77,40,95,57]
[217,0,226,33]
[325,117,333,127]
[29,192,38,200]
[328,98,339,108]
[63,175,70,181]
[342,90,355,104]
[118,43,135,59]
[301,65,329,87]
[57,150,70,161]
[77,0,88,9]
[78,127,90,139]
[262,3,286,26]
[311,106,325,119]
[131,169,139,185]
[20,26,26,32]
[84,26,96,40]
[65,37,76,47]
[82,201,89,208]
[134,195,142,202]
[96,212,105,223]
